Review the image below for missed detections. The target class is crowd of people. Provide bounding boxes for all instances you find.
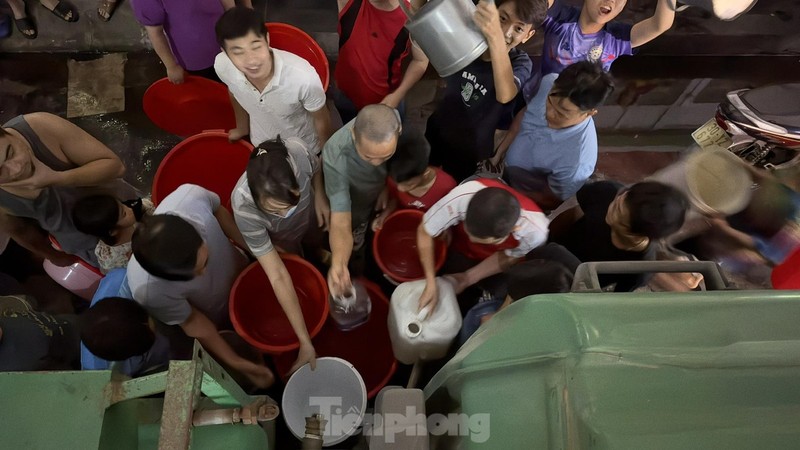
[2,0,783,392]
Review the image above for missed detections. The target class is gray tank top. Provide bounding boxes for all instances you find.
[0,115,137,266]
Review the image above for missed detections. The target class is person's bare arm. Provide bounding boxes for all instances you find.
[630,0,676,48]
[416,222,439,318]
[452,252,521,292]
[310,106,334,149]
[181,307,274,388]
[337,0,348,13]
[328,211,353,297]
[381,43,429,108]
[228,93,251,142]
[257,250,317,372]
[144,25,185,84]
[491,105,527,165]
[4,113,125,190]
[213,205,248,251]
[473,1,518,103]
[0,212,76,266]
[312,168,330,231]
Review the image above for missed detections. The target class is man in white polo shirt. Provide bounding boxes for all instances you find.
[214,6,333,156]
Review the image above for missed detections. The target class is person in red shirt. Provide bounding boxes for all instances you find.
[372,131,458,230]
[416,178,550,316]
[334,0,429,123]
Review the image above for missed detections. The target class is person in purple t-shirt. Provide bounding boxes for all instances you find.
[542,0,676,75]
[130,0,252,84]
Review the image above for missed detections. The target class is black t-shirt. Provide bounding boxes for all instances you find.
[426,48,533,181]
[553,181,653,291]
[0,301,80,372]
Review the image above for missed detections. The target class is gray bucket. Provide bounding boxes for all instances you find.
[400,0,489,78]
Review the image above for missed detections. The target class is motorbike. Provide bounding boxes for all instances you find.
[693,83,800,171]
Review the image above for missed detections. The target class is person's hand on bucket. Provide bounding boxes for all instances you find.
[473,0,503,44]
[417,278,439,320]
[166,63,185,85]
[289,341,318,375]
[327,263,352,299]
[228,127,249,143]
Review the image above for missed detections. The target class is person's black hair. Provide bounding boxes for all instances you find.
[496,0,548,26]
[79,297,155,361]
[626,182,688,239]
[353,104,402,144]
[73,195,120,245]
[551,61,615,111]
[131,215,203,281]
[387,130,430,183]
[247,136,301,211]
[506,259,574,301]
[216,5,267,49]
[465,187,521,239]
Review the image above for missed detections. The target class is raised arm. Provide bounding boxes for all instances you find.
[257,250,317,373]
[473,0,518,103]
[630,0,676,48]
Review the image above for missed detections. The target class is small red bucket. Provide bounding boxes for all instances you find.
[229,255,329,354]
[151,130,252,211]
[373,209,447,283]
[267,22,329,91]
[143,76,236,137]
[273,279,397,398]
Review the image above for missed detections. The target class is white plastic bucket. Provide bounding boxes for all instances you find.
[282,357,367,447]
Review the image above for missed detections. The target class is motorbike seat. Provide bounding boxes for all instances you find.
[740,83,800,133]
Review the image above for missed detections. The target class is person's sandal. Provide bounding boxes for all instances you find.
[44,0,79,22]
[15,17,38,39]
[97,0,118,22]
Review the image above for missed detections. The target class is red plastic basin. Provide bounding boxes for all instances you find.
[143,76,236,137]
[151,131,252,211]
[267,22,329,91]
[273,279,397,398]
[373,209,447,283]
[229,255,329,354]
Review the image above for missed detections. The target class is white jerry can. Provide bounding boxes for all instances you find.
[388,278,463,364]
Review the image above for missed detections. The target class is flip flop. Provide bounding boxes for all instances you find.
[44,0,79,22]
[97,0,118,22]
[14,17,38,39]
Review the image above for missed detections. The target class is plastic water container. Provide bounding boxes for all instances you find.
[329,280,372,331]
[388,278,462,364]
[42,258,103,301]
